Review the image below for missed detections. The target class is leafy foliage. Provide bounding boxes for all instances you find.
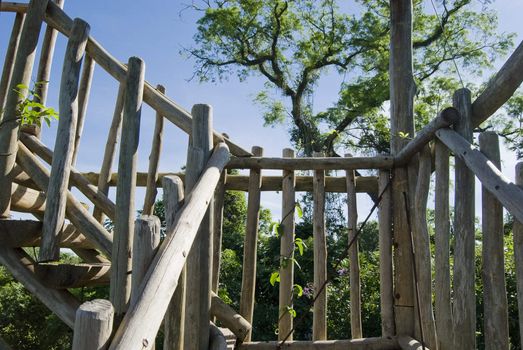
[10,82,59,128]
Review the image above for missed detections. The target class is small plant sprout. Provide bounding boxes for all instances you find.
[13,82,59,127]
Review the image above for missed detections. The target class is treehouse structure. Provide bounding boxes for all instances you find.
[1,1,523,349]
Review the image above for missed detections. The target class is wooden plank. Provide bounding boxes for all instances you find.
[389,0,416,336]
[211,291,251,342]
[0,246,80,328]
[0,2,28,12]
[434,140,453,350]
[20,133,116,220]
[238,337,399,349]
[142,84,165,215]
[163,175,185,350]
[514,162,523,349]
[16,142,113,256]
[240,146,263,342]
[71,54,95,165]
[312,151,327,341]
[0,0,49,218]
[378,170,394,337]
[40,18,90,262]
[184,104,214,350]
[72,299,114,350]
[42,1,251,157]
[92,82,125,223]
[110,56,144,324]
[411,145,437,349]
[227,155,393,170]
[35,262,110,289]
[0,219,94,249]
[346,154,362,339]
[11,182,46,214]
[472,40,523,128]
[109,143,230,350]
[212,171,226,293]
[479,132,509,350]
[131,215,160,306]
[82,172,378,195]
[450,88,476,349]
[394,107,459,166]
[279,148,295,341]
[0,12,24,112]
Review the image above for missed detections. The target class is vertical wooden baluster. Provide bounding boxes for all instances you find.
[212,171,226,294]
[0,13,25,113]
[72,299,114,350]
[514,162,523,349]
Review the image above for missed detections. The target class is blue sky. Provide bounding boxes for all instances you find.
[1,0,522,217]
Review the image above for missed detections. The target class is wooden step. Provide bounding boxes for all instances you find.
[35,262,110,289]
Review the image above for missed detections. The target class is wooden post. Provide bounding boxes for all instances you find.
[378,169,394,337]
[71,54,96,165]
[0,13,25,112]
[209,323,228,350]
[40,18,90,262]
[93,83,125,223]
[279,148,295,341]
[108,143,230,350]
[411,145,437,349]
[30,0,64,137]
[0,0,49,218]
[313,152,327,340]
[346,154,362,339]
[110,56,144,324]
[72,299,114,350]
[143,84,165,215]
[240,146,263,342]
[479,131,509,350]
[211,291,252,342]
[163,175,185,350]
[514,162,523,349]
[184,104,214,350]
[212,171,226,293]
[131,215,161,306]
[434,140,453,350]
[452,88,476,349]
[389,0,416,336]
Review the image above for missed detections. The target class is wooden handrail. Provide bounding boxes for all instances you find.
[227,155,393,170]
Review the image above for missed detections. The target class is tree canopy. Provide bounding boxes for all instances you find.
[186,0,513,155]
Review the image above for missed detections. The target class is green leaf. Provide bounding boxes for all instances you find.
[293,284,303,297]
[276,224,284,238]
[270,271,280,286]
[294,238,305,256]
[286,306,296,318]
[295,202,303,218]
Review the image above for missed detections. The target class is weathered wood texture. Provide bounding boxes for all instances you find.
[411,146,437,349]
[279,148,295,341]
[0,219,93,249]
[40,18,90,262]
[0,0,48,218]
[163,175,185,350]
[211,291,251,342]
[472,40,523,128]
[434,140,453,350]
[313,152,327,341]
[389,0,415,336]
[209,322,228,350]
[397,336,431,350]
[72,299,114,350]
[479,132,509,350]
[346,154,362,339]
[82,172,378,195]
[41,1,250,157]
[436,127,523,224]
[0,2,29,12]
[143,84,165,215]
[184,104,214,350]
[394,107,459,166]
[0,12,24,112]
[93,82,125,223]
[110,56,144,324]
[238,337,399,350]
[451,88,476,349]
[11,182,46,214]
[514,162,523,348]
[131,215,160,306]
[72,54,95,165]
[227,156,392,170]
[240,146,263,342]
[35,262,110,289]
[0,246,80,328]
[378,170,394,337]
[16,143,112,255]
[20,133,116,220]
[109,143,229,350]
[212,172,226,293]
